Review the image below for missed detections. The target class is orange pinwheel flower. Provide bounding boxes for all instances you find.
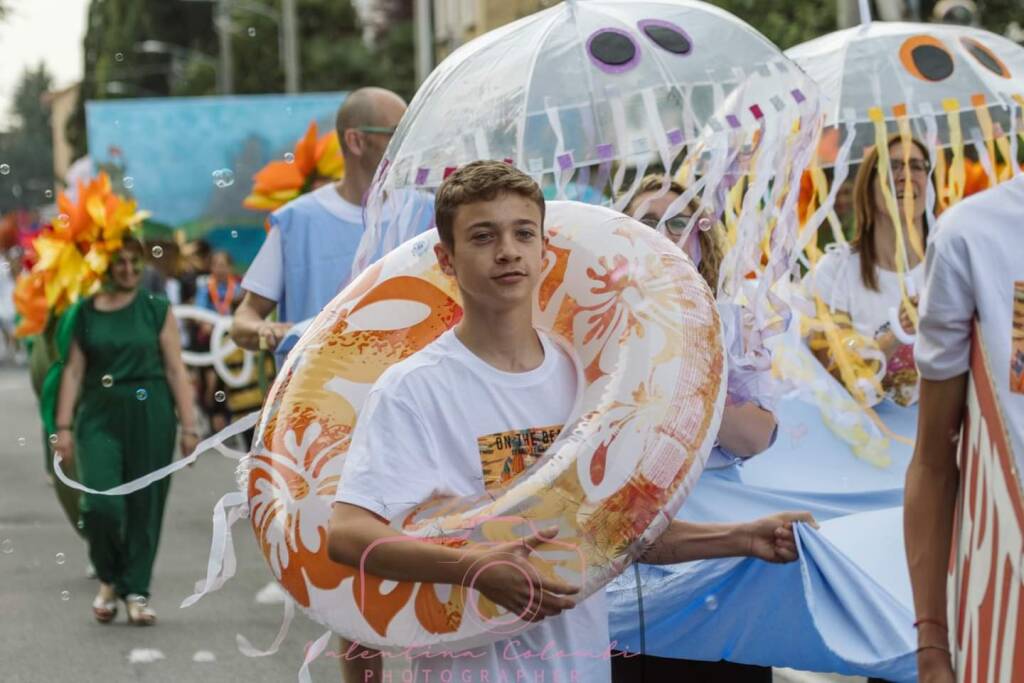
[243,121,345,213]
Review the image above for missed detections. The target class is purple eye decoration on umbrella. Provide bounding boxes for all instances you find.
[587,28,640,73]
[638,19,692,56]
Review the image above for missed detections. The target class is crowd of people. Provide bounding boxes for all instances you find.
[3,73,1019,683]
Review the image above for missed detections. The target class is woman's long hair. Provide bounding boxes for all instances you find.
[851,135,933,292]
[625,175,726,293]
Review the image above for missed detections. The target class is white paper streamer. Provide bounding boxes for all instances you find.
[53,411,260,496]
[180,490,247,608]
[237,595,296,658]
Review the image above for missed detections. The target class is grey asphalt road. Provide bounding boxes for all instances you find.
[0,365,342,683]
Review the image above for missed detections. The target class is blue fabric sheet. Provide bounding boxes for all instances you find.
[606,394,920,681]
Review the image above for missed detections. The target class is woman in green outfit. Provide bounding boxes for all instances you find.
[53,238,198,625]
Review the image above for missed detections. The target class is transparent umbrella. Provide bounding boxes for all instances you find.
[787,15,1024,419]
[356,0,822,301]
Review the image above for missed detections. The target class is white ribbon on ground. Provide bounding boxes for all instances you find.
[180,490,247,608]
[297,630,334,683]
[237,596,297,658]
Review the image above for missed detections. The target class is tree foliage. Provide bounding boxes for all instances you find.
[0,64,55,212]
[67,0,416,160]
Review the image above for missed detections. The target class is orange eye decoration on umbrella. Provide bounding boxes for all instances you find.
[900,35,955,82]
[960,37,1011,78]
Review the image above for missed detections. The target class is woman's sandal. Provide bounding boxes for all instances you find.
[124,594,157,626]
[92,593,118,624]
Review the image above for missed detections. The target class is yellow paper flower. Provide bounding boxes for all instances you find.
[243,120,345,214]
[13,172,150,336]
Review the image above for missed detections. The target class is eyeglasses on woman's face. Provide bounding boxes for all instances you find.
[639,214,695,238]
[888,158,930,175]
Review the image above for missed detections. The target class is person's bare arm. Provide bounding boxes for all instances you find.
[904,374,966,682]
[717,403,777,458]
[159,308,199,456]
[329,502,578,621]
[641,512,817,565]
[230,291,290,351]
[52,340,86,467]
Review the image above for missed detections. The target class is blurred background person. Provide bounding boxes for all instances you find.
[53,237,198,626]
[804,135,935,406]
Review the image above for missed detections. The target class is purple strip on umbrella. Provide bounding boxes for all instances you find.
[415,167,430,185]
[557,151,575,171]
[667,128,685,146]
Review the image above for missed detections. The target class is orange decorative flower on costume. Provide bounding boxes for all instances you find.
[13,173,149,337]
[242,121,345,213]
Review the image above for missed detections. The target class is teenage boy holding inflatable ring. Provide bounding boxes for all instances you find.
[328,160,816,682]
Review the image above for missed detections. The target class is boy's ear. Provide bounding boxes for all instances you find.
[434,241,455,277]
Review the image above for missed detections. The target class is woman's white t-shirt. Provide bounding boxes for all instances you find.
[335,329,611,683]
[804,242,925,339]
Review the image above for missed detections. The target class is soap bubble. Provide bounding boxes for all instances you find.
[123,176,135,190]
[48,433,58,445]
[115,52,124,62]
[151,245,164,258]
[212,168,235,188]
[704,595,719,611]
[56,553,66,565]
[44,189,53,198]
[248,27,256,37]
[17,436,26,447]
[1,539,13,554]
[0,164,10,175]
[136,388,148,401]
[101,374,114,388]
[61,590,71,601]
[230,230,238,239]
[214,391,226,403]
[284,152,295,163]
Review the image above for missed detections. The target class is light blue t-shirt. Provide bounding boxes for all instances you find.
[242,183,434,324]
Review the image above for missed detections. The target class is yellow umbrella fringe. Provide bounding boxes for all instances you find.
[943,99,967,204]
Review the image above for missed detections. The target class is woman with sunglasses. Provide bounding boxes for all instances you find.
[615,175,779,681]
[53,237,198,626]
[804,136,934,405]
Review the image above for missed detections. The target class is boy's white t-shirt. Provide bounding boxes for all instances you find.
[335,329,612,683]
[915,175,1024,465]
[804,242,925,338]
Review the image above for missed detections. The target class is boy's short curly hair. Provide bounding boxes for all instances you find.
[434,161,546,247]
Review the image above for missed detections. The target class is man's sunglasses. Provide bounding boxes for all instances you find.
[355,126,397,136]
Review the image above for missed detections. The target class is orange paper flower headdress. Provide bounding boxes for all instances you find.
[243,121,345,213]
[13,173,150,337]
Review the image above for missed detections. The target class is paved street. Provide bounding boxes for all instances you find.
[0,365,337,682]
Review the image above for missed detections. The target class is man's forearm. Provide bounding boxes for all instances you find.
[230,305,265,350]
[904,456,958,624]
[904,375,967,632]
[641,520,747,565]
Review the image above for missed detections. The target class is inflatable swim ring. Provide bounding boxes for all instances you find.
[240,200,726,650]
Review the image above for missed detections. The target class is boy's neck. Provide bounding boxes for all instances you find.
[453,303,544,373]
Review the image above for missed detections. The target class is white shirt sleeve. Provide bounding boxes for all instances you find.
[241,226,284,303]
[915,236,974,380]
[334,388,443,522]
